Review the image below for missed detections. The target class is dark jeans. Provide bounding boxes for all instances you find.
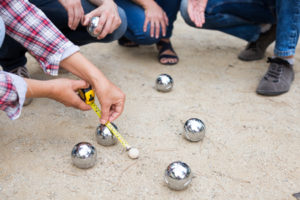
[0,0,127,71]
[180,0,300,57]
[115,0,181,45]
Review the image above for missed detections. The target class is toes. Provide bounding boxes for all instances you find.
[160,58,178,64]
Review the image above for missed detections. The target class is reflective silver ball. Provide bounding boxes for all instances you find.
[184,118,206,142]
[87,16,100,37]
[155,74,173,92]
[164,161,192,191]
[71,142,97,169]
[95,123,118,146]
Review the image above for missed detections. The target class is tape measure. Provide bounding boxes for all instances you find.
[79,87,131,150]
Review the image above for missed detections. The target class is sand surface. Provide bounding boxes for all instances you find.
[0,17,299,200]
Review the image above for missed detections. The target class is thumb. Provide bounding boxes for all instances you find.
[72,79,89,91]
[100,103,110,124]
[82,10,98,26]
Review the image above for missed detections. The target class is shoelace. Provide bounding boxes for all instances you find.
[264,57,288,82]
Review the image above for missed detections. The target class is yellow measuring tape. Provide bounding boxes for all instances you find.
[79,87,130,150]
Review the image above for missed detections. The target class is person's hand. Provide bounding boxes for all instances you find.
[58,0,84,30]
[92,78,125,124]
[187,0,208,27]
[82,0,121,39]
[59,52,126,124]
[48,79,91,111]
[143,1,169,39]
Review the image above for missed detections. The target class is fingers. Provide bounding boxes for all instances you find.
[201,11,205,25]
[108,101,124,122]
[160,16,167,37]
[71,79,89,91]
[150,20,155,38]
[94,14,107,38]
[164,12,169,26]
[74,6,84,30]
[97,14,113,39]
[143,17,149,33]
[67,1,84,30]
[100,103,110,124]
[73,96,91,111]
[69,79,91,110]
[82,12,92,26]
[68,7,75,30]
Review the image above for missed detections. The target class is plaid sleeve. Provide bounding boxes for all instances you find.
[0,71,27,120]
[0,0,79,76]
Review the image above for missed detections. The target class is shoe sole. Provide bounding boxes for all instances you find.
[238,54,264,61]
[256,90,288,96]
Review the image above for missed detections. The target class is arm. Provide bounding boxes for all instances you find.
[60,52,125,124]
[25,78,91,110]
[82,0,121,39]
[131,0,168,38]
[0,71,91,120]
[0,0,125,123]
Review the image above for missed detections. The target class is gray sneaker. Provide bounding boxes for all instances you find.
[10,66,33,106]
[256,57,294,96]
[238,25,276,61]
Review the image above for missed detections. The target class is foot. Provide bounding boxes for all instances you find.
[256,57,294,96]
[156,39,179,65]
[238,25,276,61]
[118,36,139,47]
[9,66,33,106]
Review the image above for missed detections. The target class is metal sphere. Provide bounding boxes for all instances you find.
[164,161,192,191]
[87,16,100,37]
[95,123,118,146]
[155,74,173,92]
[71,142,97,169]
[184,118,206,142]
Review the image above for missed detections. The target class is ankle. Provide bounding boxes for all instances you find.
[273,55,294,65]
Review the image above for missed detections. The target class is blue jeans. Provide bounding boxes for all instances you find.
[115,0,181,45]
[0,0,127,71]
[180,0,300,57]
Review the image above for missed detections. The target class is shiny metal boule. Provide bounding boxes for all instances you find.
[155,74,173,92]
[164,161,192,191]
[71,142,97,169]
[87,16,100,37]
[95,123,118,146]
[184,118,206,142]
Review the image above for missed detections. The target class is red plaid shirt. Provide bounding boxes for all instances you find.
[0,0,78,76]
[0,71,27,120]
[0,0,79,119]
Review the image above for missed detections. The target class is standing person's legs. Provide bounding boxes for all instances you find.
[256,0,300,95]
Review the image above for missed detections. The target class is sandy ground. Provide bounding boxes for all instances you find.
[0,16,300,200]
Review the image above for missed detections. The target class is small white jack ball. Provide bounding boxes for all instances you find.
[128,148,139,159]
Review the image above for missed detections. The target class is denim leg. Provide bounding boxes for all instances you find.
[115,0,160,45]
[115,0,180,44]
[180,0,275,42]
[274,0,300,57]
[0,0,127,71]
[32,0,127,45]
